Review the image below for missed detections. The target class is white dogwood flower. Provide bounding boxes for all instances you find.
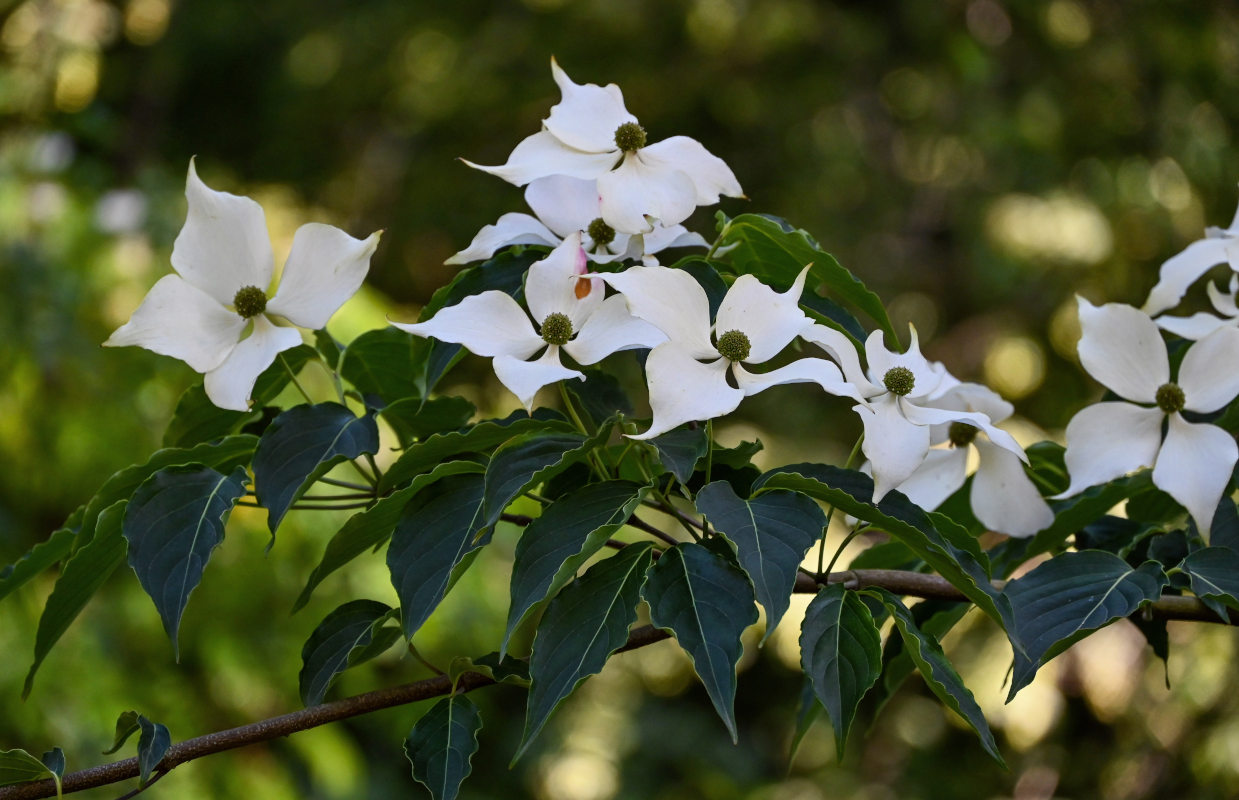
[104,159,380,411]
[462,58,743,235]
[446,175,707,266]
[601,266,860,439]
[1058,298,1239,536]
[1155,275,1239,340]
[804,324,1026,502]
[393,232,665,410]
[1144,198,1239,315]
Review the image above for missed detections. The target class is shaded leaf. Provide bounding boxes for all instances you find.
[300,600,398,706]
[252,403,380,536]
[800,584,883,758]
[867,588,1005,767]
[696,481,823,641]
[340,327,423,403]
[136,716,171,786]
[1004,551,1167,698]
[564,368,634,430]
[0,749,56,789]
[293,461,484,612]
[643,542,758,742]
[39,748,63,780]
[123,465,249,656]
[650,428,707,484]
[404,694,482,800]
[103,711,141,755]
[1209,496,1239,553]
[1182,547,1239,616]
[313,329,342,369]
[517,543,654,760]
[504,480,647,657]
[448,653,531,687]
[380,396,476,448]
[0,527,76,605]
[482,431,590,525]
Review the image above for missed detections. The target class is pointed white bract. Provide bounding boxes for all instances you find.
[1155,275,1239,340]
[601,265,859,439]
[462,58,743,235]
[1144,195,1239,315]
[104,159,380,411]
[1058,297,1239,536]
[393,233,665,410]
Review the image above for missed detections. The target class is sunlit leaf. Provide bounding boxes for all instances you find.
[404,694,482,800]
[516,543,654,760]
[299,600,399,706]
[643,541,757,742]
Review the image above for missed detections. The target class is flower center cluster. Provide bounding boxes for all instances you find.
[1155,382,1186,414]
[587,217,616,247]
[948,422,979,448]
[540,312,573,346]
[613,122,647,152]
[883,366,915,396]
[233,285,267,319]
[715,329,752,362]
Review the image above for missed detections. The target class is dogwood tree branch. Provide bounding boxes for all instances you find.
[0,570,1230,799]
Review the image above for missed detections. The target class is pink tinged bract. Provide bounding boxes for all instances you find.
[1075,298,1167,403]
[1153,414,1239,537]
[630,344,741,440]
[203,316,303,411]
[267,223,381,330]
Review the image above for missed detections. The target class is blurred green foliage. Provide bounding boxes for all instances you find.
[6,1,1239,798]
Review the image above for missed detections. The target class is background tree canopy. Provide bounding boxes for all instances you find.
[4,1,1239,798]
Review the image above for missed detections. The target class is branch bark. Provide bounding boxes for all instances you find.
[0,569,1229,799]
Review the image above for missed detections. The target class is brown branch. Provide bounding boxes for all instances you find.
[1,569,1229,799]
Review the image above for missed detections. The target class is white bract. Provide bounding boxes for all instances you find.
[1057,298,1239,536]
[104,159,380,411]
[463,58,743,235]
[1144,198,1239,315]
[446,175,707,266]
[393,232,665,410]
[1155,275,1239,340]
[600,266,859,439]
[804,324,1027,502]
[885,381,1052,537]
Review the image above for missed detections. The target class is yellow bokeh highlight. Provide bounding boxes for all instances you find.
[987,193,1113,265]
[983,334,1046,399]
[124,0,170,46]
[54,49,100,112]
[1045,0,1092,47]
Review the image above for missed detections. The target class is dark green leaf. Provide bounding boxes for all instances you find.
[314,329,342,369]
[0,527,75,605]
[790,677,824,764]
[1126,487,1184,525]
[870,600,970,717]
[517,543,654,760]
[643,541,758,742]
[380,412,572,493]
[564,368,634,430]
[404,694,483,800]
[39,748,63,779]
[123,465,249,656]
[103,711,141,755]
[504,480,647,657]
[650,428,707,484]
[1182,547,1239,616]
[756,464,1013,634]
[674,257,729,317]
[799,584,882,758]
[136,716,171,786]
[293,461,484,612]
[339,327,423,403]
[0,749,56,788]
[300,600,398,706]
[162,346,315,447]
[715,213,895,341]
[696,481,824,640]
[23,501,129,698]
[388,474,489,639]
[1208,497,1239,553]
[252,402,380,536]
[482,431,593,525]
[1004,551,1167,698]
[448,652,531,687]
[380,396,476,448]
[867,589,1005,767]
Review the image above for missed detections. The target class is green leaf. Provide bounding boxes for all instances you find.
[103,710,141,755]
[1209,497,1239,553]
[756,464,1013,633]
[339,327,423,403]
[696,481,824,641]
[715,213,895,342]
[162,346,316,447]
[564,368,634,429]
[504,480,647,658]
[299,600,399,706]
[39,748,63,780]
[866,588,1005,766]
[23,501,129,698]
[388,474,489,639]
[293,461,484,612]
[1004,551,1167,698]
[517,542,654,760]
[0,749,57,789]
[0,527,75,605]
[482,431,592,525]
[380,412,572,493]
[1181,547,1239,615]
[869,599,970,718]
[136,716,171,786]
[404,694,483,800]
[448,652,531,687]
[380,396,476,448]
[799,584,882,758]
[650,428,708,484]
[643,541,758,742]
[252,403,380,536]
[123,464,249,656]
[313,329,342,369]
